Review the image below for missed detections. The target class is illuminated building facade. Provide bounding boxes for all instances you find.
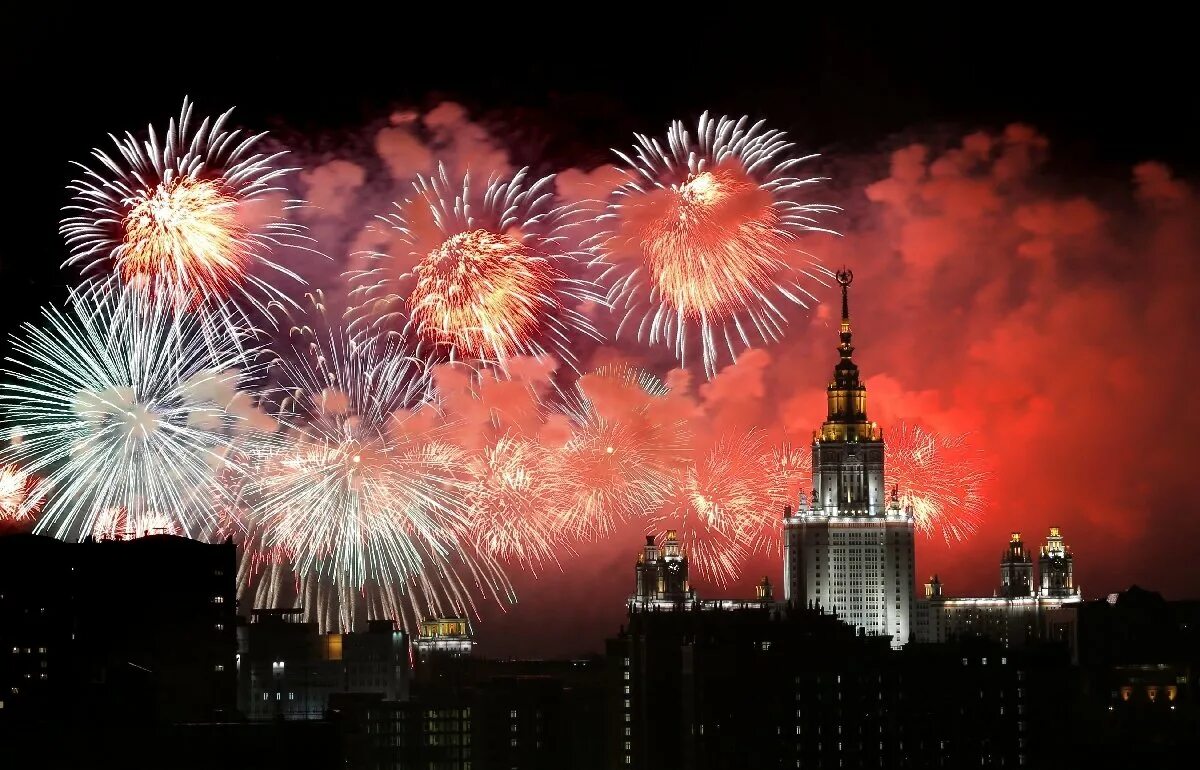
[914,528,1083,652]
[413,617,475,661]
[783,270,916,648]
[237,609,408,720]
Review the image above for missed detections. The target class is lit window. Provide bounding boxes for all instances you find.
[510,709,518,718]
[215,624,224,632]
[624,728,630,736]
[214,664,224,672]
[38,647,47,654]
[510,739,517,747]
[212,596,224,604]
[289,693,295,701]
[624,699,630,708]
[623,672,630,680]
[624,686,630,695]
[262,693,269,701]
[624,741,631,750]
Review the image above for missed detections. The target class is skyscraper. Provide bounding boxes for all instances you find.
[783,269,916,648]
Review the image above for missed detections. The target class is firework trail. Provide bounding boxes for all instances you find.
[61,98,307,333]
[463,435,566,570]
[592,112,837,376]
[0,465,39,523]
[242,323,512,632]
[665,431,778,585]
[885,422,988,544]
[0,288,257,540]
[551,364,689,539]
[346,165,603,371]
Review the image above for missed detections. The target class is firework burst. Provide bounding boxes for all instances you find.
[551,365,689,538]
[61,98,307,325]
[243,326,511,632]
[665,431,777,585]
[463,435,565,570]
[0,464,39,523]
[886,422,988,544]
[347,165,603,371]
[593,112,837,376]
[0,288,255,540]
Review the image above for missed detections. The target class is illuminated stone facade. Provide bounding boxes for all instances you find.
[914,528,1082,652]
[783,270,916,649]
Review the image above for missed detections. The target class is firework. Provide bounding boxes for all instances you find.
[0,288,256,540]
[463,435,565,569]
[0,465,39,523]
[61,98,306,323]
[242,326,511,632]
[593,112,836,376]
[552,365,689,538]
[666,431,777,585]
[346,165,603,370]
[886,422,988,544]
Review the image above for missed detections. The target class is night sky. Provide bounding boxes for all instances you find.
[3,13,1197,656]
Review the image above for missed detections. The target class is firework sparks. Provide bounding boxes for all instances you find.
[243,327,511,632]
[0,288,256,540]
[463,435,565,569]
[61,98,307,322]
[886,422,988,544]
[666,431,777,585]
[552,365,689,538]
[0,465,39,523]
[90,506,179,540]
[593,112,836,376]
[347,165,602,370]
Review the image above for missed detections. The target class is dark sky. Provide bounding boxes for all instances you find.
[3,12,1197,656]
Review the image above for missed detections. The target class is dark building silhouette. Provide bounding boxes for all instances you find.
[607,529,1073,769]
[0,533,236,725]
[237,608,408,719]
[1071,586,1200,763]
[329,621,607,770]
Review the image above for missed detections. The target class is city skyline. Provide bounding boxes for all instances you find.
[2,14,1199,662]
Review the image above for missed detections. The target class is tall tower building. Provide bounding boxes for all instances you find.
[783,270,916,648]
[1038,527,1077,598]
[1000,532,1035,598]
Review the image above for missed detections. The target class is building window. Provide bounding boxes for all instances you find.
[289,693,295,701]
[212,596,224,604]
[215,623,224,632]
[214,664,224,672]
[510,739,518,747]
[510,709,518,718]
[624,742,631,750]
[624,686,630,695]
[262,693,269,701]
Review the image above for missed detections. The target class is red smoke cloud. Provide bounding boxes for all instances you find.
[265,106,1200,655]
[480,123,1200,656]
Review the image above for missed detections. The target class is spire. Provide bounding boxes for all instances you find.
[820,267,876,440]
[834,268,859,389]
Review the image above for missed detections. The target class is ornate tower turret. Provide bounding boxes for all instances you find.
[1000,531,1034,598]
[1038,527,1077,598]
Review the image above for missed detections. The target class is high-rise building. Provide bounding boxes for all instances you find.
[783,269,916,648]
